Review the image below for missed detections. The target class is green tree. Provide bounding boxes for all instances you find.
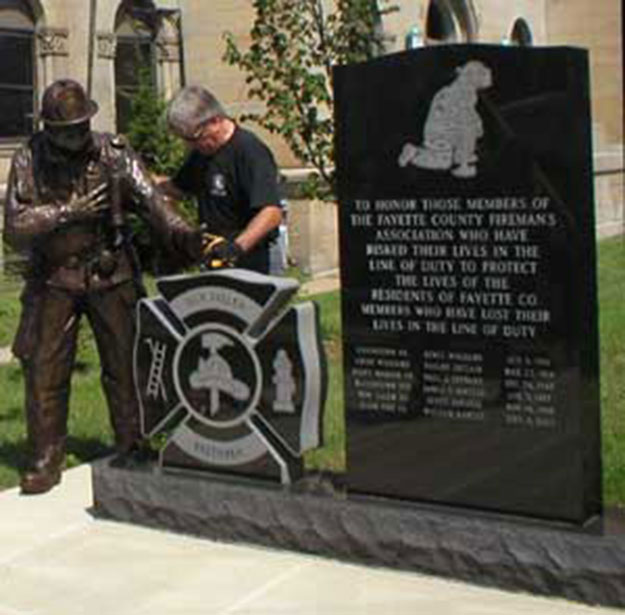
[124,70,196,272]
[125,67,186,177]
[223,0,395,198]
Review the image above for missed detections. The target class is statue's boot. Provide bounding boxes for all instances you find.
[108,402,149,468]
[21,367,69,495]
[20,442,65,495]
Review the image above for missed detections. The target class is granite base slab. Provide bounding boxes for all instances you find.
[91,459,625,609]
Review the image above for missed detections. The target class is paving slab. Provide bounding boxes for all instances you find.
[0,464,620,615]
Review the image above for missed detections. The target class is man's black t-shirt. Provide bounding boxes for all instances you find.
[172,126,281,272]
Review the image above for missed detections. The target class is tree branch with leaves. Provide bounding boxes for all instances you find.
[223,0,396,199]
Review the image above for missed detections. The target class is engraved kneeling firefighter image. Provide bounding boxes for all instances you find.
[3,79,205,495]
[399,60,493,178]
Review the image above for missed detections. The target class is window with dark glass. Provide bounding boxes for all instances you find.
[426,0,459,42]
[0,2,35,138]
[115,19,156,133]
[425,0,477,44]
[510,18,533,47]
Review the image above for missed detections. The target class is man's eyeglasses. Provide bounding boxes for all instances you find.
[181,122,207,143]
[181,117,219,142]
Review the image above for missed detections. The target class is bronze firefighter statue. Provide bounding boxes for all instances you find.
[3,79,203,494]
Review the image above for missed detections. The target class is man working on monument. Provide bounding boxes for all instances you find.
[159,85,283,273]
[4,79,204,495]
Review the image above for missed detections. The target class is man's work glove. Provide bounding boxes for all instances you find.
[201,233,244,269]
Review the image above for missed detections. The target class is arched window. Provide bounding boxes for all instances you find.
[425,0,477,44]
[426,0,458,42]
[114,7,157,133]
[0,0,36,138]
[510,18,533,47]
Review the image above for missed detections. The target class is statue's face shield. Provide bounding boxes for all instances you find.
[45,121,92,153]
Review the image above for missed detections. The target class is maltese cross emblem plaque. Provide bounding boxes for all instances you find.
[134,270,327,484]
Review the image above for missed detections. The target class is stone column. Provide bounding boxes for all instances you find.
[155,12,183,100]
[92,31,117,132]
[37,27,70,95]
[156,35,182,100]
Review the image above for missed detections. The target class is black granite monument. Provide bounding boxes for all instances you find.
[133,270,327,484]
[334,45,601,524]
[93,46,625,608]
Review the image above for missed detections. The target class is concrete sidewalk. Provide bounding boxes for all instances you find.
[0,465,619,615]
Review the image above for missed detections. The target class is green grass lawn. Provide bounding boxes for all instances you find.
[0,318,115,489]
[597,235,625,505]
[0,236,623,505]
[0,278,21,347]
[302,290,344,473]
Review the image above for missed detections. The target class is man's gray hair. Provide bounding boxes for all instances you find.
[167,86,227,138]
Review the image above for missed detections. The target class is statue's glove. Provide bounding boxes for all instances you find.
[58,183,109,226]
[201,233,244,269]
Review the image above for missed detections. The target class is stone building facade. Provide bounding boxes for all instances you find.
[0,0,622,268]
[0,0,185,179]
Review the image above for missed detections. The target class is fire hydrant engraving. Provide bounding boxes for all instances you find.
[272,349,296,414]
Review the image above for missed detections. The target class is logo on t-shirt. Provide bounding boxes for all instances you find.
[209,173,228,197]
